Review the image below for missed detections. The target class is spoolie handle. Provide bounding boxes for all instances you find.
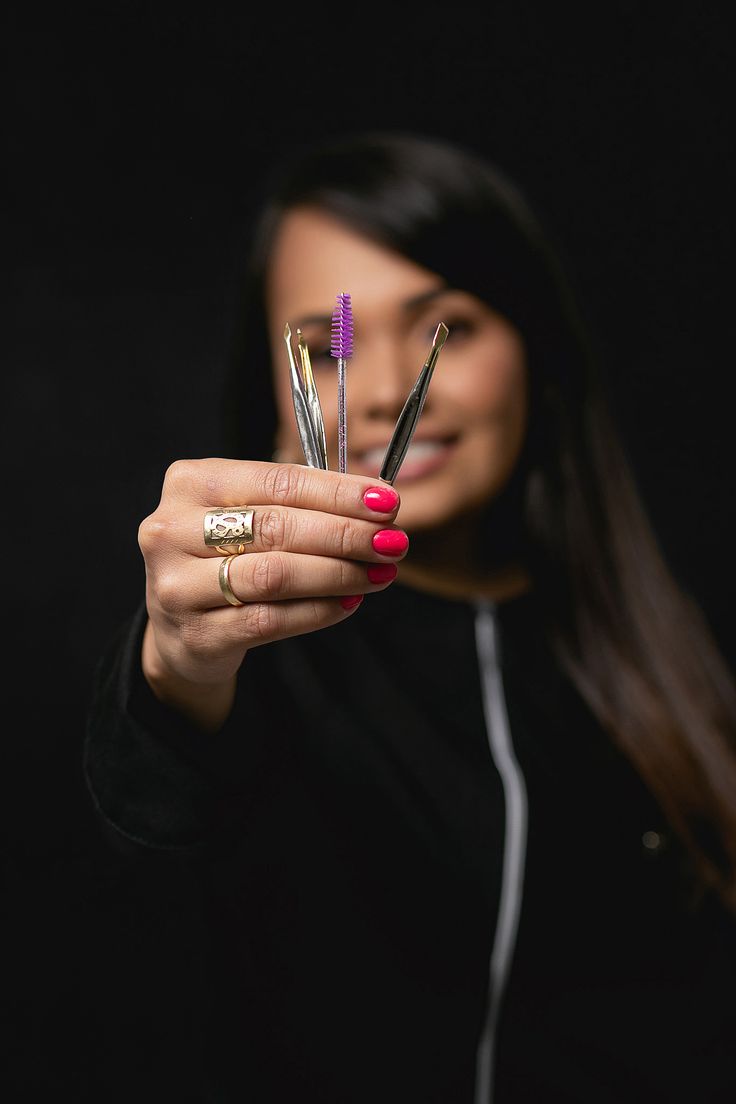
[331,292,354,474]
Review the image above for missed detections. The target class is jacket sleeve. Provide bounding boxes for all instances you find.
[83,602,278,855]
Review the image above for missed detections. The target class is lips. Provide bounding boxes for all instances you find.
[352,437,457,480]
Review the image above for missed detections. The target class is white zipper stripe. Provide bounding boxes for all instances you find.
[473,600,529,1104]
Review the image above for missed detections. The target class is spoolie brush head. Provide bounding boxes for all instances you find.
[330,292,354,359]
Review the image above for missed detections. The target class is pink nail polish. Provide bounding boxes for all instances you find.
[363,486,399,512]
[340,595,364,611]
[372,529,409,556]
[366,563,398,584]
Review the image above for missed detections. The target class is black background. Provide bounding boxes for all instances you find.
[4,2,735,1096]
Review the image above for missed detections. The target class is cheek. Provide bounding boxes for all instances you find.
[441,345,527,431]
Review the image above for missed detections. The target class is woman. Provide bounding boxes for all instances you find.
[85,131,736,1102]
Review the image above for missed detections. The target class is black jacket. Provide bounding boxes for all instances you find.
[83,581,736,1103]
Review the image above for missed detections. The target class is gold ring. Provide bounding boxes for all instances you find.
[204,507,255,555]
[218,555,245,606]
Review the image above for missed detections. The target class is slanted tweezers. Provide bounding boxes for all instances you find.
[378,322,449,484]
[283,323,328,470]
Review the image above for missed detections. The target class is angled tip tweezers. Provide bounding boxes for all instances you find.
[378,322,448,484]
[283,323,329,470]
[283,320,449,484]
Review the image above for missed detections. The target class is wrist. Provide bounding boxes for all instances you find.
[142,620,238,734]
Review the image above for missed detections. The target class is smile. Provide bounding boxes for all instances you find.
[353,438,457,481]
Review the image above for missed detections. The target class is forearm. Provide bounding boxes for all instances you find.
[84,604,272,852]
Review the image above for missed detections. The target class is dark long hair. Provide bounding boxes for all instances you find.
[223,130,736,913]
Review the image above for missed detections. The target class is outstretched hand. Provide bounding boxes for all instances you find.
[139,459,406,732]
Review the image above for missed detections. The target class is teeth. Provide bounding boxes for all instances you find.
[361,440,446,466]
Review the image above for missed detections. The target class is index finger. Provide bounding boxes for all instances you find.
[162,458,402,520]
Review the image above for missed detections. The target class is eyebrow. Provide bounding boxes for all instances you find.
[292,284,454,331]
[401,284,451,311]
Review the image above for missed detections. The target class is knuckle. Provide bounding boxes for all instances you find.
[310,598,332,626]
[263,462,304,505]
[257,507,287,552]
[330,479,344,516]
[180,613,241,662]
[337,558,354,589]
[162,458,199,494]
[243,601,280,642]
[163,457,224,505]
[178,614,214,658]
[249,552,288,600]
[137,513,174,557]
[152,569,184,615]
[330,517,355,560]
[137,514,157,556]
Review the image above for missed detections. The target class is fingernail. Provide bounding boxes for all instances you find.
[372,529,409,557]
[363,486,399,512]
[366,563,398,584]
[340,595,364,611]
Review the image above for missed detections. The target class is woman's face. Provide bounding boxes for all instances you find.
[265,207,528,534]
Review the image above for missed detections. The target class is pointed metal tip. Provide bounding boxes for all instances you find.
[434,322,449,347]
[284,322,291,339]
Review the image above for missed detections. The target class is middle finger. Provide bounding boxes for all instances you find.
[191,504,409,562]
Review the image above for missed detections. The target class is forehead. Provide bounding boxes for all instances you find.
[265,207,442,321]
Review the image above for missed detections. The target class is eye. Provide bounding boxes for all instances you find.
[310,347,334,368]
[295,330,333,369]
[440,317,476,342]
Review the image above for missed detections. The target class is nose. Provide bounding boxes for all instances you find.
[348,333,418,424]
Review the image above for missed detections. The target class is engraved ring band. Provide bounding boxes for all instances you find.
[203,507,256,556]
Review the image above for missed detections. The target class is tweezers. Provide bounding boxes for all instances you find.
[379,322,448,484]
[283,320,449,483]
[283,323,328,470]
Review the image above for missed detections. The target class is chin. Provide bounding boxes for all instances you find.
[397,464,521,536]
[394,488,482,535]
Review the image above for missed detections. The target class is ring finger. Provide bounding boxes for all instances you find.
[162,550,400,612]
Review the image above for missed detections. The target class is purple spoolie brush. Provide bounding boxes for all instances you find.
[330,291,354,474]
